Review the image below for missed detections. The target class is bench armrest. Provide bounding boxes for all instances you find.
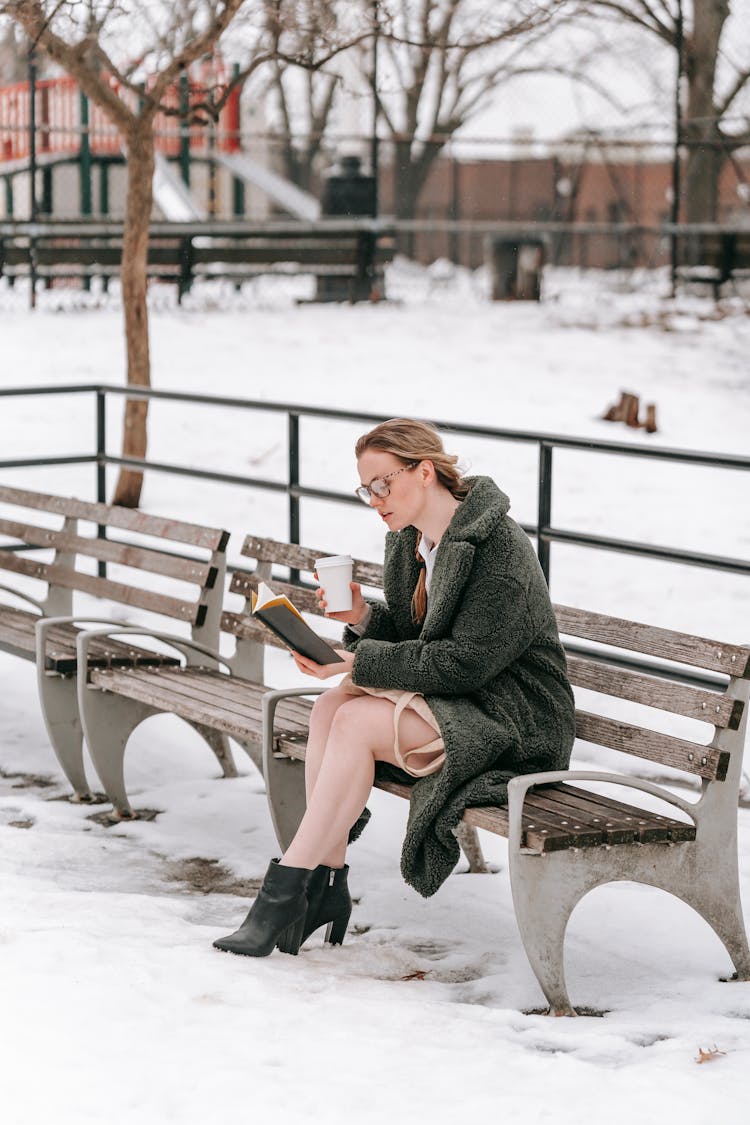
[74,625,233,679]
[0,582,45,613]
[507,769,698,853]
[261,686,327,765]
[36,615,136,668]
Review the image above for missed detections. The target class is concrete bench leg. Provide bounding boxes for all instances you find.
[78,683,158,818]
[664,849,750,983]
[264,751,307,852]
[508,848,585,1015]
[510,836,750,1015]
[232,736,264,777]
[695,887,750,982]
[184,722,237,779]
[261,688,325,851]
[36,669,95,802]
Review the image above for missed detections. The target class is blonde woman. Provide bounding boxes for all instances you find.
[214,419,575,957]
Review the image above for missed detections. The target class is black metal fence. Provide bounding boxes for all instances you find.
[2,383,748,689]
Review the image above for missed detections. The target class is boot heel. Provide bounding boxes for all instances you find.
[276,912,306,956]
[324,910,351,946]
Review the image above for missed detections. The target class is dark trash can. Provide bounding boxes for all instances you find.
[321,154,376,218]
[316,155,379,303]
[486,237,544,301]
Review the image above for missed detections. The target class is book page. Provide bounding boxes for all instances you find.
[253,580,304,620]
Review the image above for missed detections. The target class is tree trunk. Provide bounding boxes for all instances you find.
[394,138,447,259]
[111,120,155,509]
[682,0,729,223]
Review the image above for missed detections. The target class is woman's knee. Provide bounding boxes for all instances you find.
[309,687,351,733]
[327,698,386,752]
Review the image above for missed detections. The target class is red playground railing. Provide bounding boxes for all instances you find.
[0,64,241,165]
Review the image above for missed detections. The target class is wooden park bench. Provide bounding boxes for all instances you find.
[0,222,396,303]
[0,483,231,800]
[677,229,750,298]
[73,535,750,1015]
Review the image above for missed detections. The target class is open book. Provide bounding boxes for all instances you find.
[251,581,345,665]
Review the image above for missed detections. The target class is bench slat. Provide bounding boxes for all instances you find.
[0,613,36,656]
[532,783,694,843]
[525,788,638,845]
[514,799,607,850]
[554,783,696,842]
[0,486,229,550]
[0,550,205,625]
[566,653,743,729]
[143,667,313,735]
[229,572,323,616]
[0,518,216,587]
[0,606,179,673]
[555,603,750,678]
[221,612,288,648]
[88,667,310,744]
[192,244,360,266]
[575,709,729,780]
[366,778,695,854]
[89,667,264,740]
[239,536,384,587]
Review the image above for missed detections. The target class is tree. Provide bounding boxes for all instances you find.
[576,2,750,222]
[0,19,30,81]
[1,1,252,505]
[365,1,573,220]
[256,0,341,191]
[0,1,369,506]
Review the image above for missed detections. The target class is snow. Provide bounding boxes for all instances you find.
[0,262,749,1124]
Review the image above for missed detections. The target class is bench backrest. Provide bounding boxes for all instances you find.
[225,535,749,807]
[0,230,397,278]
[0,485,228,643]
[221,535,381,681]
[557,605,749,811]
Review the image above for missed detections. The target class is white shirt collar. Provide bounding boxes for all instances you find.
[417,534,440,593]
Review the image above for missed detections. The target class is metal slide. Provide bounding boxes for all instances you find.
[214,151,320,221]
[152,152,207,221]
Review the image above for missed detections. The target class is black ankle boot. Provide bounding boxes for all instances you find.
[298,863,352,947]
[213,859,313,957]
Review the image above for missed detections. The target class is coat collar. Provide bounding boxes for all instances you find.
[417,477,510,638]
[441,476,510,546]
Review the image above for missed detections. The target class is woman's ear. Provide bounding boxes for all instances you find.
[419,459,436,487]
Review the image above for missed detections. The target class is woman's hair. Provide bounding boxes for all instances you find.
[355,418,469,624]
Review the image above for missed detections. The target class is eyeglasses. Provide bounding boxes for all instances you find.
[355,462,418,505]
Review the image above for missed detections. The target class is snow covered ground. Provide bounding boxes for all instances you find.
[1,263,749,1124]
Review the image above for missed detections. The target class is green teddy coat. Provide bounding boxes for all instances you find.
[344,475,575,898]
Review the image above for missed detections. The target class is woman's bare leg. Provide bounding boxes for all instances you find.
[280,696,436,871]
[304,688,352,801]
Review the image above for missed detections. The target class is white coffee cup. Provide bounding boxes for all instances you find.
[315,554,354,613]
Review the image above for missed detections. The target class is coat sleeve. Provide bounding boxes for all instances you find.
[343,599,400,650]
[351,575,535,695]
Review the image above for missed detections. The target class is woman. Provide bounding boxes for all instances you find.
[214,419,575,958]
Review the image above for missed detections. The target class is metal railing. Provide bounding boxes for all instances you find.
[1,382,748,686]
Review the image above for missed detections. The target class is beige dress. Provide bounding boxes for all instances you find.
[339,674,446,778]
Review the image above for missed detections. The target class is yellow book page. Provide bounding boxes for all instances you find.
[252,582,304,620]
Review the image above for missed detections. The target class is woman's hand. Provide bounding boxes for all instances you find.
[315,574,368,626]
[292,649,355,680]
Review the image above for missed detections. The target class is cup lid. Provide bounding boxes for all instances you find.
[314,555,353,567]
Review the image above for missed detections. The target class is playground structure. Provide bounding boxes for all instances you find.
[0,65,321,222]
[2,67,749,288]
